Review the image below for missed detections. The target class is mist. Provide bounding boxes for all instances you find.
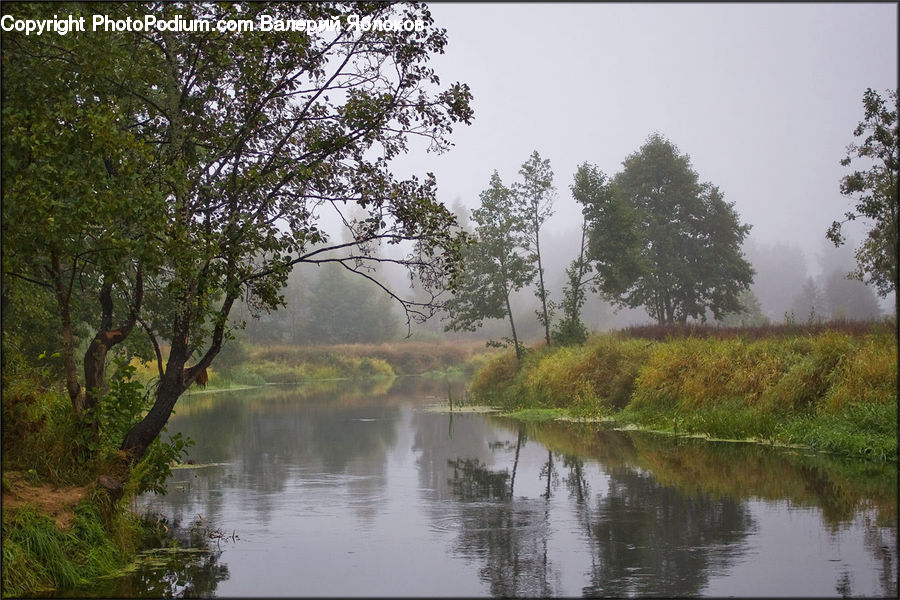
[258,3,897,346]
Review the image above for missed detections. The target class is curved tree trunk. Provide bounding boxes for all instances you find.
[505,290,522,361]
[83,270,143,415]
[535,234,551,346]
[120,290,237,463]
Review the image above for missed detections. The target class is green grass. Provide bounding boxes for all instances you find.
[1,500,140,598]
[502,408,568,421]
[469,327,898,462]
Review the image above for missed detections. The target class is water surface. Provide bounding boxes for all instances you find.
[95,378,897,597]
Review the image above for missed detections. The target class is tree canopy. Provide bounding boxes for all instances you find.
[444,172,534,359]
[586,134,754,325]
[827,88,898,319]
[1,1,473,463]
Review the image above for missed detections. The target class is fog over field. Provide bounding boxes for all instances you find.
[376,3,895,333]
[259,3,898,342]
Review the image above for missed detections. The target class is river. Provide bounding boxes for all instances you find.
[73,377,897,597]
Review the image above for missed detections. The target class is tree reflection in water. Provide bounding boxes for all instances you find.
[442,434,753,597]
[121,380,895,597]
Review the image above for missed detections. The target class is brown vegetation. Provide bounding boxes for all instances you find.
[2,472,92,531]
[618,317,894,342]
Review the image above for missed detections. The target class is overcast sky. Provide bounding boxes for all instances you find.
[394,2,898,281]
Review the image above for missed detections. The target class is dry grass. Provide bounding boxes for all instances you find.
[619,317,894,341]
[1,472,92,531]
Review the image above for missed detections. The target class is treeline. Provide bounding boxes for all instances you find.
[443,87,897,353]
[235,263,402,346]
[445,135,757,357]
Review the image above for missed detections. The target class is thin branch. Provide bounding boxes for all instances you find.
[137,315,165,380]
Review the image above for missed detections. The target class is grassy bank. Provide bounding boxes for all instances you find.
[469,322,898,462]
[1,363,182,597]
[131,340,496,389]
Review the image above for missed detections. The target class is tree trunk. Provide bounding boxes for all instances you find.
[535,233,551,346]
[84,271,143,414]
[505,290,522,361]
[120,290,236,463]
[50,254,83,411]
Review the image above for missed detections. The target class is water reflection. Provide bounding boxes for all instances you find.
[114,378,898,598]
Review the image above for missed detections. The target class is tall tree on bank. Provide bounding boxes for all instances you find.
[2,2,473,465]
[1,1,164,423]
[826,88,898,324]
[552,163,610,345]
[588,134,754,325]
[514,151,556,345]
[445,172,534,360]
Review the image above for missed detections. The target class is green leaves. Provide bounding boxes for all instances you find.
[4,1,474,461]
[586,134,754,324]
[445,172,534,355]
[829,88,898,302]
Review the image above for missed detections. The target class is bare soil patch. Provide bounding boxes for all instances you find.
[2,471,92,530]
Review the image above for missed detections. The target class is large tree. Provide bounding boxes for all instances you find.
[826,88,898,321]
[2,2,473,466]
[444,172,534,360]
[587,134,754,325]
[2,2,164,423]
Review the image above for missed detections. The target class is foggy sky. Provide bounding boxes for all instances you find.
[393,3,898,284]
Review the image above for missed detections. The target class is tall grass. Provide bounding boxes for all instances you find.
[469,327,898,461]
[1,500,138,597]
[128,340,494,389]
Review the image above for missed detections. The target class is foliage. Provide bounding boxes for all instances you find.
[129,432,194,496]
[445,172,535,359]
[587,134,754,324]
[827,88,899,306]
[1,1,161,412]
[514,151,556,344]
[2,1,474,464]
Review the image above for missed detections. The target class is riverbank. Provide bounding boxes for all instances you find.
[131,340,496,390]
[2,341,490,596]
[468,323,898,462]
[1,367,161,597]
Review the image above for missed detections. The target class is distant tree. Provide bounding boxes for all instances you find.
[827,88,898,320]
[816,237,883,321]
[787,277,826,324]
[742,239,810,321]
[514,151,556,345]
[445,172,535,360]
[821,268,882,321]
[303,264,400,344]
[715,289,770,327]
[588,134,754,325]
